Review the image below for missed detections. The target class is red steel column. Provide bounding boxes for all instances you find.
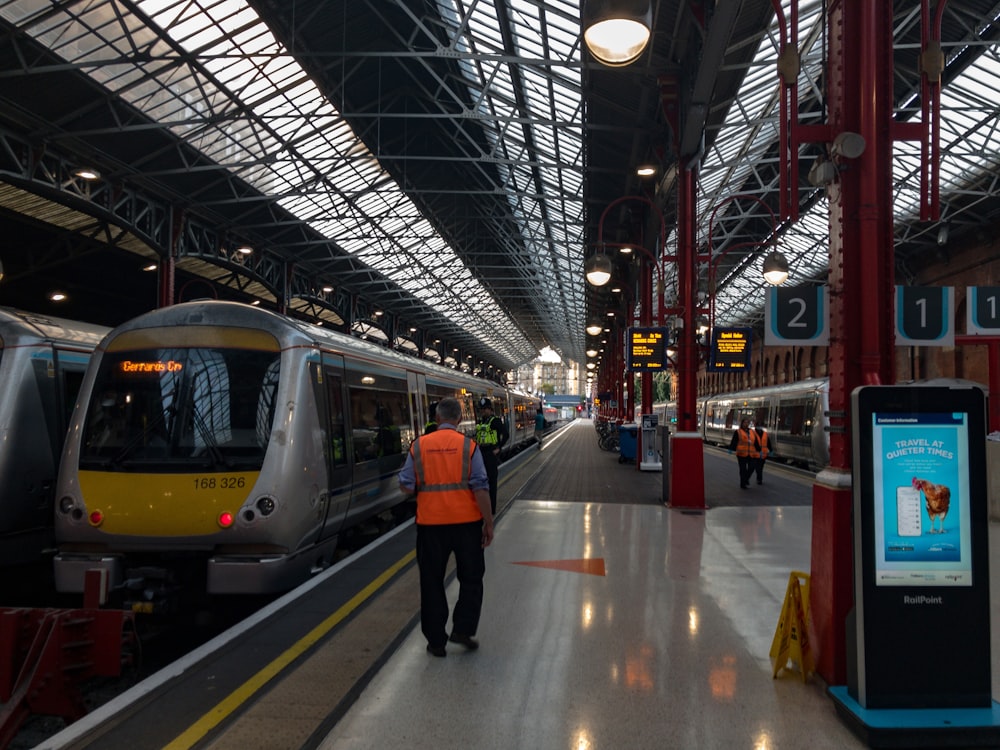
[669,163,706,508]
[811,0,896,685]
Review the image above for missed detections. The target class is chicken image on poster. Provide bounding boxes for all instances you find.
[870,411,973,586]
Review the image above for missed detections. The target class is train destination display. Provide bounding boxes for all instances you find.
[627,327,668,371]
[709,326,752,371]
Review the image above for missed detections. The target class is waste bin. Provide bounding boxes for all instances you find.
[618,423,638,464]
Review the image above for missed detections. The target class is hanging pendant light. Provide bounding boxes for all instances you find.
[762,250,789,285]
[583,0,652,67]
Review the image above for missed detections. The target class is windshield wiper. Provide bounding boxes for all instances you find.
[109,405,174,466]
[190,407,231,470]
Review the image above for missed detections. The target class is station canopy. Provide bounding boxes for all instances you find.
[1,1,1000,373]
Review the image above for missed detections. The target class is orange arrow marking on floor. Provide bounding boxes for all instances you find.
[512,558,606,576]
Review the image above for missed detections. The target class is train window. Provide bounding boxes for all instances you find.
[80,346,278,470]
[317,366,348,468]
[777,402,807,436]
[348,375,413,465]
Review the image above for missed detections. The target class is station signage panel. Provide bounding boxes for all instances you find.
[627,327,668,372]
[764,285,829,345]
[849,385,991,709]
[967,286,1000,334]
[708,327,752,372]
[895,285,954,346]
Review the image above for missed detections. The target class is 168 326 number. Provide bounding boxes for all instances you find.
[193,476,247,490]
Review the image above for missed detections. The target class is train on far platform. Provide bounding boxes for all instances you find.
[653,378,829,470]
[0,307,109,567]
[697,378,831,470]
[655,376,988,473]
[52,300,539,604]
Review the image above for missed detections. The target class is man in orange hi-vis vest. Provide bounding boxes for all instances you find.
[727,417,755,489]
[751,423,770,485]
[399,397,494,657]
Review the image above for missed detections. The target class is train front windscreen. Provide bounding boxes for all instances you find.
[80,345,281,472]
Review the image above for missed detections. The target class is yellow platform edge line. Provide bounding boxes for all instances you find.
[163,549,416,750]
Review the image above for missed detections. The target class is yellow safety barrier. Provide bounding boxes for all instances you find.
[769,570,814,681]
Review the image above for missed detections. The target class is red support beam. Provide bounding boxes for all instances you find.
[810,0,897,686]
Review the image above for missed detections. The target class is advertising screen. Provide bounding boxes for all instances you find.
[870,411,973,586]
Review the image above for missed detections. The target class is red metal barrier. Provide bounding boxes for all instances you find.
[0,606,137,747]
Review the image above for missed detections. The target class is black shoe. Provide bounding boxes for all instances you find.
[757,480,763,485]
[740,484,748,489]
[449,633,479,650]
[427,644,447,657]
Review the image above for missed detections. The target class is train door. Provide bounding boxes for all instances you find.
[407,372,427,436]
[314,354,352,541]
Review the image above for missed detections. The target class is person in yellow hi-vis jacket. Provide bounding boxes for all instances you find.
[475,396,509,514]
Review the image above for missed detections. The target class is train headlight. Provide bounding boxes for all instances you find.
[256,496,276,516]
[218,511,235,528]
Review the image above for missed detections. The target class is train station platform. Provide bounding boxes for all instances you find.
[35,418,1000,750]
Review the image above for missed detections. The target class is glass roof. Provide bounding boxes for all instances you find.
[701,1,1000,327]
[1,0,585,366]
[3,0,1000,360]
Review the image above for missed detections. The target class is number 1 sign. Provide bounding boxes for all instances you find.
[967,286,1000,335]
[895,286,954,346]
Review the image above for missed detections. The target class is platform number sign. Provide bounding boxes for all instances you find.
[967,287,1000,334]
[895,286,954,346]
[764,286,829,346]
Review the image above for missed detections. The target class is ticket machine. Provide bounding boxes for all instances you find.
[639,413,661,471]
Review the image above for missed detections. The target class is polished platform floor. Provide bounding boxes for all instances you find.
[315,420,1000,750]
[33,418,1000,750]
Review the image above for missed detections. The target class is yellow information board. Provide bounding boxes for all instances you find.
[627,326,668,371]
[709,326,751,371]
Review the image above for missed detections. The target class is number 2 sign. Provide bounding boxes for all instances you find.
[764,286,829,345]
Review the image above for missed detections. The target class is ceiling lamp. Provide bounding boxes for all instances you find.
[586,320,604,336]
[636,164,656,177]
[762,250,790,285]
[586,349,599,358]
[583,0,652,67]
[585,252,613,286]
[73,167,101,181]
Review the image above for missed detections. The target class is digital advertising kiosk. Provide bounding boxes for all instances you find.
[829,384,1000,747]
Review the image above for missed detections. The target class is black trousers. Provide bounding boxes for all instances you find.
[753,457,766,483]
[481,450,500,514]
[737,455,753,486]
[416,521,485,647]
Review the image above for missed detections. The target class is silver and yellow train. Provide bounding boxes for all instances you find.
[0,307,108,566]
[53,301,538,598]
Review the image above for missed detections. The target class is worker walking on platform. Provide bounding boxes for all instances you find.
[534,406,545,449]
[475,396,509,514]
[728,418,755,489]
[399,397,494,657]
[751,423,770,485]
